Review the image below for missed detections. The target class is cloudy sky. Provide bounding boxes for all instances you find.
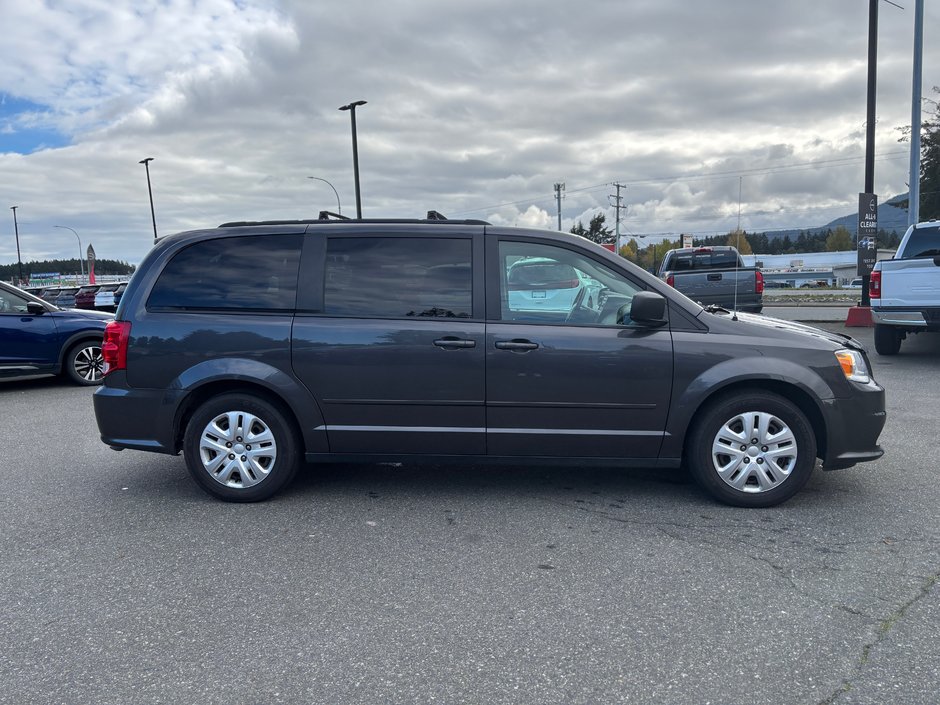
[1,0,937,266]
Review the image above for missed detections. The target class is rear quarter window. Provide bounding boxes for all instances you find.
[900,226,940,259]
[148,234,302,311]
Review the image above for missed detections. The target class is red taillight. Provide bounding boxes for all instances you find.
[755,270,765,295]
[102,320,131,375]
[666,274,675,287]
[869,270,881,299]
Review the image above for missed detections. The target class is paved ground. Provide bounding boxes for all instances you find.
[1,322,938,704]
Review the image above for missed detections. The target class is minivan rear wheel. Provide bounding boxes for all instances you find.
[687,391,816,508]
[183,394,299,502]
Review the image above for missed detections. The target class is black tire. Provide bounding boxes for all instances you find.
[687,391,817,508]
[874,324,902,355]
[183,393,300,502]
[64,340,105,386]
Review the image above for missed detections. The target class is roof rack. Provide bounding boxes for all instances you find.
[219,215,491,227]
[318,210,349,221]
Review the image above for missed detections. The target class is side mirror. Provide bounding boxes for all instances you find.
[26,302,46,315]
[626,291,668,327]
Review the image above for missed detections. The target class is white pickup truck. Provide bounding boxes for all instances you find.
[871,221,940,354]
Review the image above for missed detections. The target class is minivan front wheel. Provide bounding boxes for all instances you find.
[687,392,816,508]
[183,394,299,502]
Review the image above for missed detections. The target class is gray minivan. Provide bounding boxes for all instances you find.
[94,217,885,507]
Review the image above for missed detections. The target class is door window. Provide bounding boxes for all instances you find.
[325,237,472,319]
[0,287,31,314]
[498,241,643,326]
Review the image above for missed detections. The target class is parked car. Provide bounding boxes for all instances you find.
[112,283,128,310]
[658,246,763,313]
[74,285,101,309]
[845,278,863,289]
[94,217,885,507]
[871,220,940,354]
[39,287,61,304]
[0,280,112,384]
[53,286,80,309]
[507,257,601,316]
[94,283,124,311]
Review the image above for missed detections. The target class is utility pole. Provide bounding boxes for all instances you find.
[554,182,565,231]
[908,0,924,226]
[609,183,626,246]
[11,206,24,285]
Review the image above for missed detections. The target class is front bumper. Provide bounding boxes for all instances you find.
[820,380,886,470]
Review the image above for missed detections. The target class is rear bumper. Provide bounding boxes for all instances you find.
[872,307,940,330]
[93,372,186,454]
[820,381,886,470]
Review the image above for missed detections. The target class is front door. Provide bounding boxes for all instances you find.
[292,230,486,455]
[0,286,58,376]
[485,237,673,459]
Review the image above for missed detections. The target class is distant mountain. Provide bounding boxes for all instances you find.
[766,193,909,240]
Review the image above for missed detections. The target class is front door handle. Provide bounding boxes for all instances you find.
[433,337,476,349]
[495,339,539,351]
[707,273,722,281]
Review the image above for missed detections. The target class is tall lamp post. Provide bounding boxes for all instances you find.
[338,100,367,219]
[139,157,158,244]
[308,176,342,215]
[10,206,24,285]
[54,225,84,284]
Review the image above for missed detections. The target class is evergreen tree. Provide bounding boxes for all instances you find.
[570,213,614,244]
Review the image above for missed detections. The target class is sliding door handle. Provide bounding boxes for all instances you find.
[494,339,539,351]
[433,337,476,349]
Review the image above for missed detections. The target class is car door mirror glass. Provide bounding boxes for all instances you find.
[26,302,46,315]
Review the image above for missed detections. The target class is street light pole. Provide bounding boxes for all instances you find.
[308,176,342,215]
[54,225,84,284]
[339,100,367,219]
[139,157,158,244]
[10,206,24,286]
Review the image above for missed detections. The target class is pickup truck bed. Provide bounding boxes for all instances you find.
[871,221,940,354]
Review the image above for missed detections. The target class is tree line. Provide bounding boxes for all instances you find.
[570,214,902,273]
[1,258,136,282]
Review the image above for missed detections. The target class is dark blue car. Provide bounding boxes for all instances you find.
[0,280,112,385]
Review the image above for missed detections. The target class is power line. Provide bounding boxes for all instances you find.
[451,150,910,216]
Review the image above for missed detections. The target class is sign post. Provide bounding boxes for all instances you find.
[857,193,878,307]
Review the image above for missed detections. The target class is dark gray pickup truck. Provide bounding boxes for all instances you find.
[659,246,764,313]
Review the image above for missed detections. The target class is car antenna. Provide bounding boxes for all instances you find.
[426,210,448,220]
[732,178,741,321]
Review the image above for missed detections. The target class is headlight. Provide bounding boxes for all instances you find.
[835,349,870,384]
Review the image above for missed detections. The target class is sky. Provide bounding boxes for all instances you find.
[0,0,937,267]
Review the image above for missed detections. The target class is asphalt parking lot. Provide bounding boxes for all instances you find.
[2,323,938,705]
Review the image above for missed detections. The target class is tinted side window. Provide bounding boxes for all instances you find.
[325,237,472,318]
[902,226,940,258]
[148,234,301,311]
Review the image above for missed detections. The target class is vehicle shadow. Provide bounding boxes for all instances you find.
[292,460,701,505]
[0,374,72,392]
